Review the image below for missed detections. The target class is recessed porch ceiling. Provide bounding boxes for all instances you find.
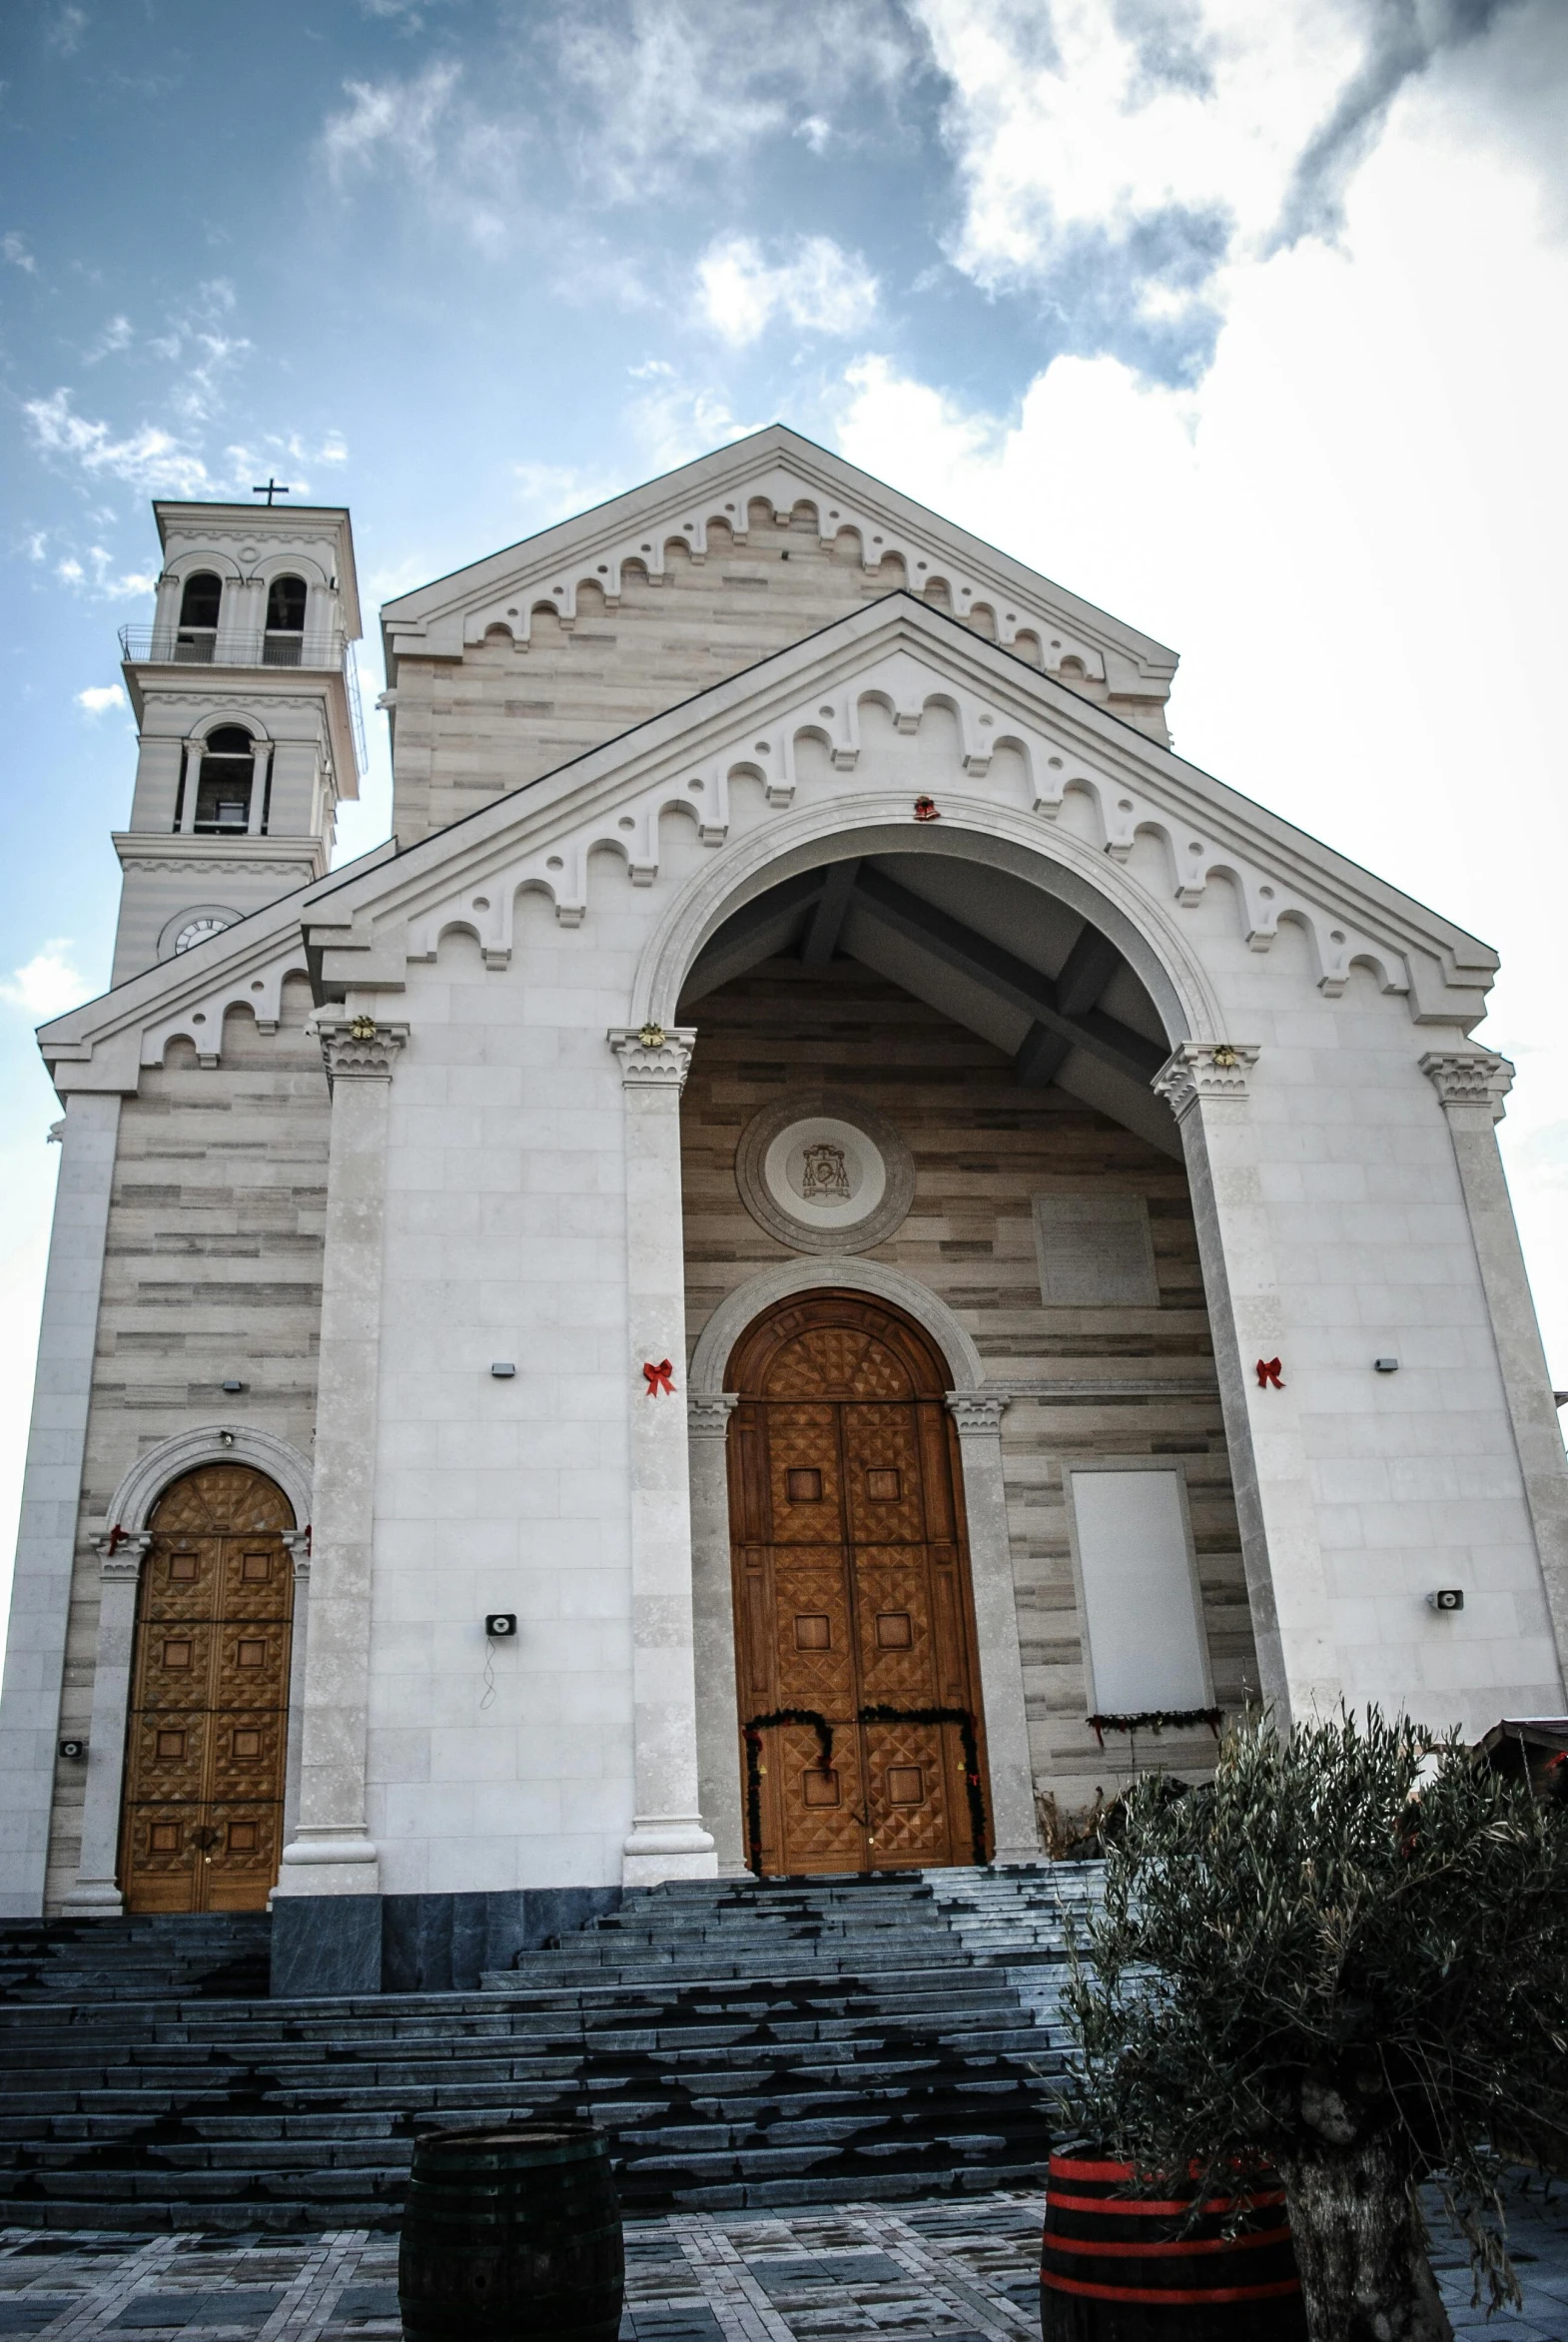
[679,852,1181,1158]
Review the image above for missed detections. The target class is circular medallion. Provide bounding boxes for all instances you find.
[735,1092,915,1254]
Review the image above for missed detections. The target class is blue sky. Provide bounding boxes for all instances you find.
[2,0,1567,1583]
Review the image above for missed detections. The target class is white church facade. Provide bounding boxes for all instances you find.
[2,426,1563,1992]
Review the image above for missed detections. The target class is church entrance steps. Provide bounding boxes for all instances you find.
[0,1868,1103,2229]
[0,1915,272,2004]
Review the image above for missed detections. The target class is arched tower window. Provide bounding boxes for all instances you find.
[175,572,222,663]
[193,725,257,833]
[264,575,307,665]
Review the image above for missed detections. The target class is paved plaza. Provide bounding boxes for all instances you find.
[0,2182,1564,2342]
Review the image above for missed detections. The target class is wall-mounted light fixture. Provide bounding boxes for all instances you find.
[221,1378,247,1394]
[58,1738,87,1761]
[1374,1357,1399,1373]
[484,1613,517,1639]
[490,1362,516,1379]
[1428,1589,1464,1613]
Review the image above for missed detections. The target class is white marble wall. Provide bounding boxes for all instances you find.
[347,887,1563,1899]
[364,919,647,1895]
[1176,884,1564,1734]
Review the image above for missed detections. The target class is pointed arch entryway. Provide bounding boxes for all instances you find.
[118,1463,297,1913]
[727,1290,992,1875]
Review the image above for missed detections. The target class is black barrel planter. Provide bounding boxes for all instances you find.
[1041,2149,1309,2341]
[398,2122,624,2342]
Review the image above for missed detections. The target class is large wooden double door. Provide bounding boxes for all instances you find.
[119,1464,295,1914]
[728,1295,990,1875]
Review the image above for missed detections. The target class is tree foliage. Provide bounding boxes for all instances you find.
[1063,1710,1568,2327]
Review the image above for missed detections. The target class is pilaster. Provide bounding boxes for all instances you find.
[1423,1051,1568,1686]
[275,1018,405,1901]
[687,1394,748,1877]
[608,1024,717,1886]
[62,1534,153,1916]
[943,1393,1039,1862]
[280,1533,312,1854]
[1153,1042,1340,1726]
[0,1092,124,1918]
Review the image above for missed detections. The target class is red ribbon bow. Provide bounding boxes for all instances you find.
[643,1359,676,1397]
[1255,1357,1285,1389]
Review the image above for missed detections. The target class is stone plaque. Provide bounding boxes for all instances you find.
[1033,1193,1159,1308]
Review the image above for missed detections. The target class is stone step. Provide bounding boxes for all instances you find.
[0,1865,1098,2226]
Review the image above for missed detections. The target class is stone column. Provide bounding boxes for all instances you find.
[1154,1043,1340,1729]
[1423,1052,1568,1683]
[275,1016,405,1910]
[607,1025,717,1888]
[688,1395,748,1877]
[280,1533,312,1853]
[945,1395,1040,1864]
[63,1533,152,1916]
[0,1091,123,1919]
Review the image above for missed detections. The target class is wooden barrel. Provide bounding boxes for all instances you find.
[398,2121,624,2342]
[1041,2149,1309,2342]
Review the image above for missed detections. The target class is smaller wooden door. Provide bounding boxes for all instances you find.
[119,1463,295,1914]
[728,1295,991,1875]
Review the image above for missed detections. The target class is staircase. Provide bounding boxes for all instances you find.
[925,1862,1106,2022]
[0,1914,272,2003]
[0,1867,1101,2233]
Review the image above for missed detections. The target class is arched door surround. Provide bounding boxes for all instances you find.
[641,811,1295,1731]
[118,1463,296,1914]
[727,1291,991,1875]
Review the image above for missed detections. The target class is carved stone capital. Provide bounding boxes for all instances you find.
[945,1392,1009,1436]
[1152,1041,1260,1119]
[316,1017,409,1085]
[95,1531,152,1584]
[608,1024,697,1091]
[1421,1049,1513,1123]
[687,1394,739,1440]
[281,1529,312,1578]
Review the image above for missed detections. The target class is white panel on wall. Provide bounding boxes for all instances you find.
[1068,1467,1209,1713]
[1034,1193,1159,1307]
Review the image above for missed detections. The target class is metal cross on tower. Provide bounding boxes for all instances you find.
[251,478,292,504]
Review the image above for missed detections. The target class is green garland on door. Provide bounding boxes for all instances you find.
[742,1709,834,1879]
[858,1704,989,1868]
[742,1705,989,1874]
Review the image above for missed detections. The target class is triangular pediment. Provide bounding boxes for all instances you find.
[379,423,1176,701]
[307,593,1494,1029]
[41,593,1494,1097]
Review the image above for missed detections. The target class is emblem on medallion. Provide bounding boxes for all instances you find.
[799,1141,852,1203]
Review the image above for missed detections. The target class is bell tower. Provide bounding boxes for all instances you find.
[111,498,364,982]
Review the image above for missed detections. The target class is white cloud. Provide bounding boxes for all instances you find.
[696,235,878,347]
[75,685,126,716]
[25,388,213,495]
[0,944,85,1021]
[322,60,517,250]
[325,58,462,175]
[902,0,1558,377]
[510,460,619,528]
[51,541,161,600]
[85,315,133,362]
[550,0,917,201]
[625,363,758,471]
[45,5,85,55]
[2,232,36,274]
[830,79,1568,1368]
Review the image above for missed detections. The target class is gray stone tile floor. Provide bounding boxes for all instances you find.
[0,2180,1562,2341]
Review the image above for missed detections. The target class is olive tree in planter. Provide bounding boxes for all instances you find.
[1063,1710,1568,2342]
